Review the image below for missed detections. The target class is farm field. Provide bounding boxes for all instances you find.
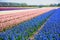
[0,7,56,31]
[0,7,58,11]
[33,8,60,40]
[0,7,60,40]
[0,7,31,11]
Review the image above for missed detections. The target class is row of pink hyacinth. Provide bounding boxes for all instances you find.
[0,8,54,32]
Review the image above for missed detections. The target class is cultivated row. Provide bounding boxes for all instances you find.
[0,9,56,40]
[34,8,60,40]
[0,8,53,32]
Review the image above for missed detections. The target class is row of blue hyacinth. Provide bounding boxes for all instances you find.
[34,8,60,40]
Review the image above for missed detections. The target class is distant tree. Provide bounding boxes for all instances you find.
[20,3,27,7]
[58,3,60,6]
[0,2,28,7]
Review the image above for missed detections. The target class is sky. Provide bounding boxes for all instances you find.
[0,0,60,5]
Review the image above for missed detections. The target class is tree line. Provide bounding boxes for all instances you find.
[0,2,60,7]
[0,2,27,7]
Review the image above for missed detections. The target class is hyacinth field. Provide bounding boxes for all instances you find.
[0,7,60,40]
